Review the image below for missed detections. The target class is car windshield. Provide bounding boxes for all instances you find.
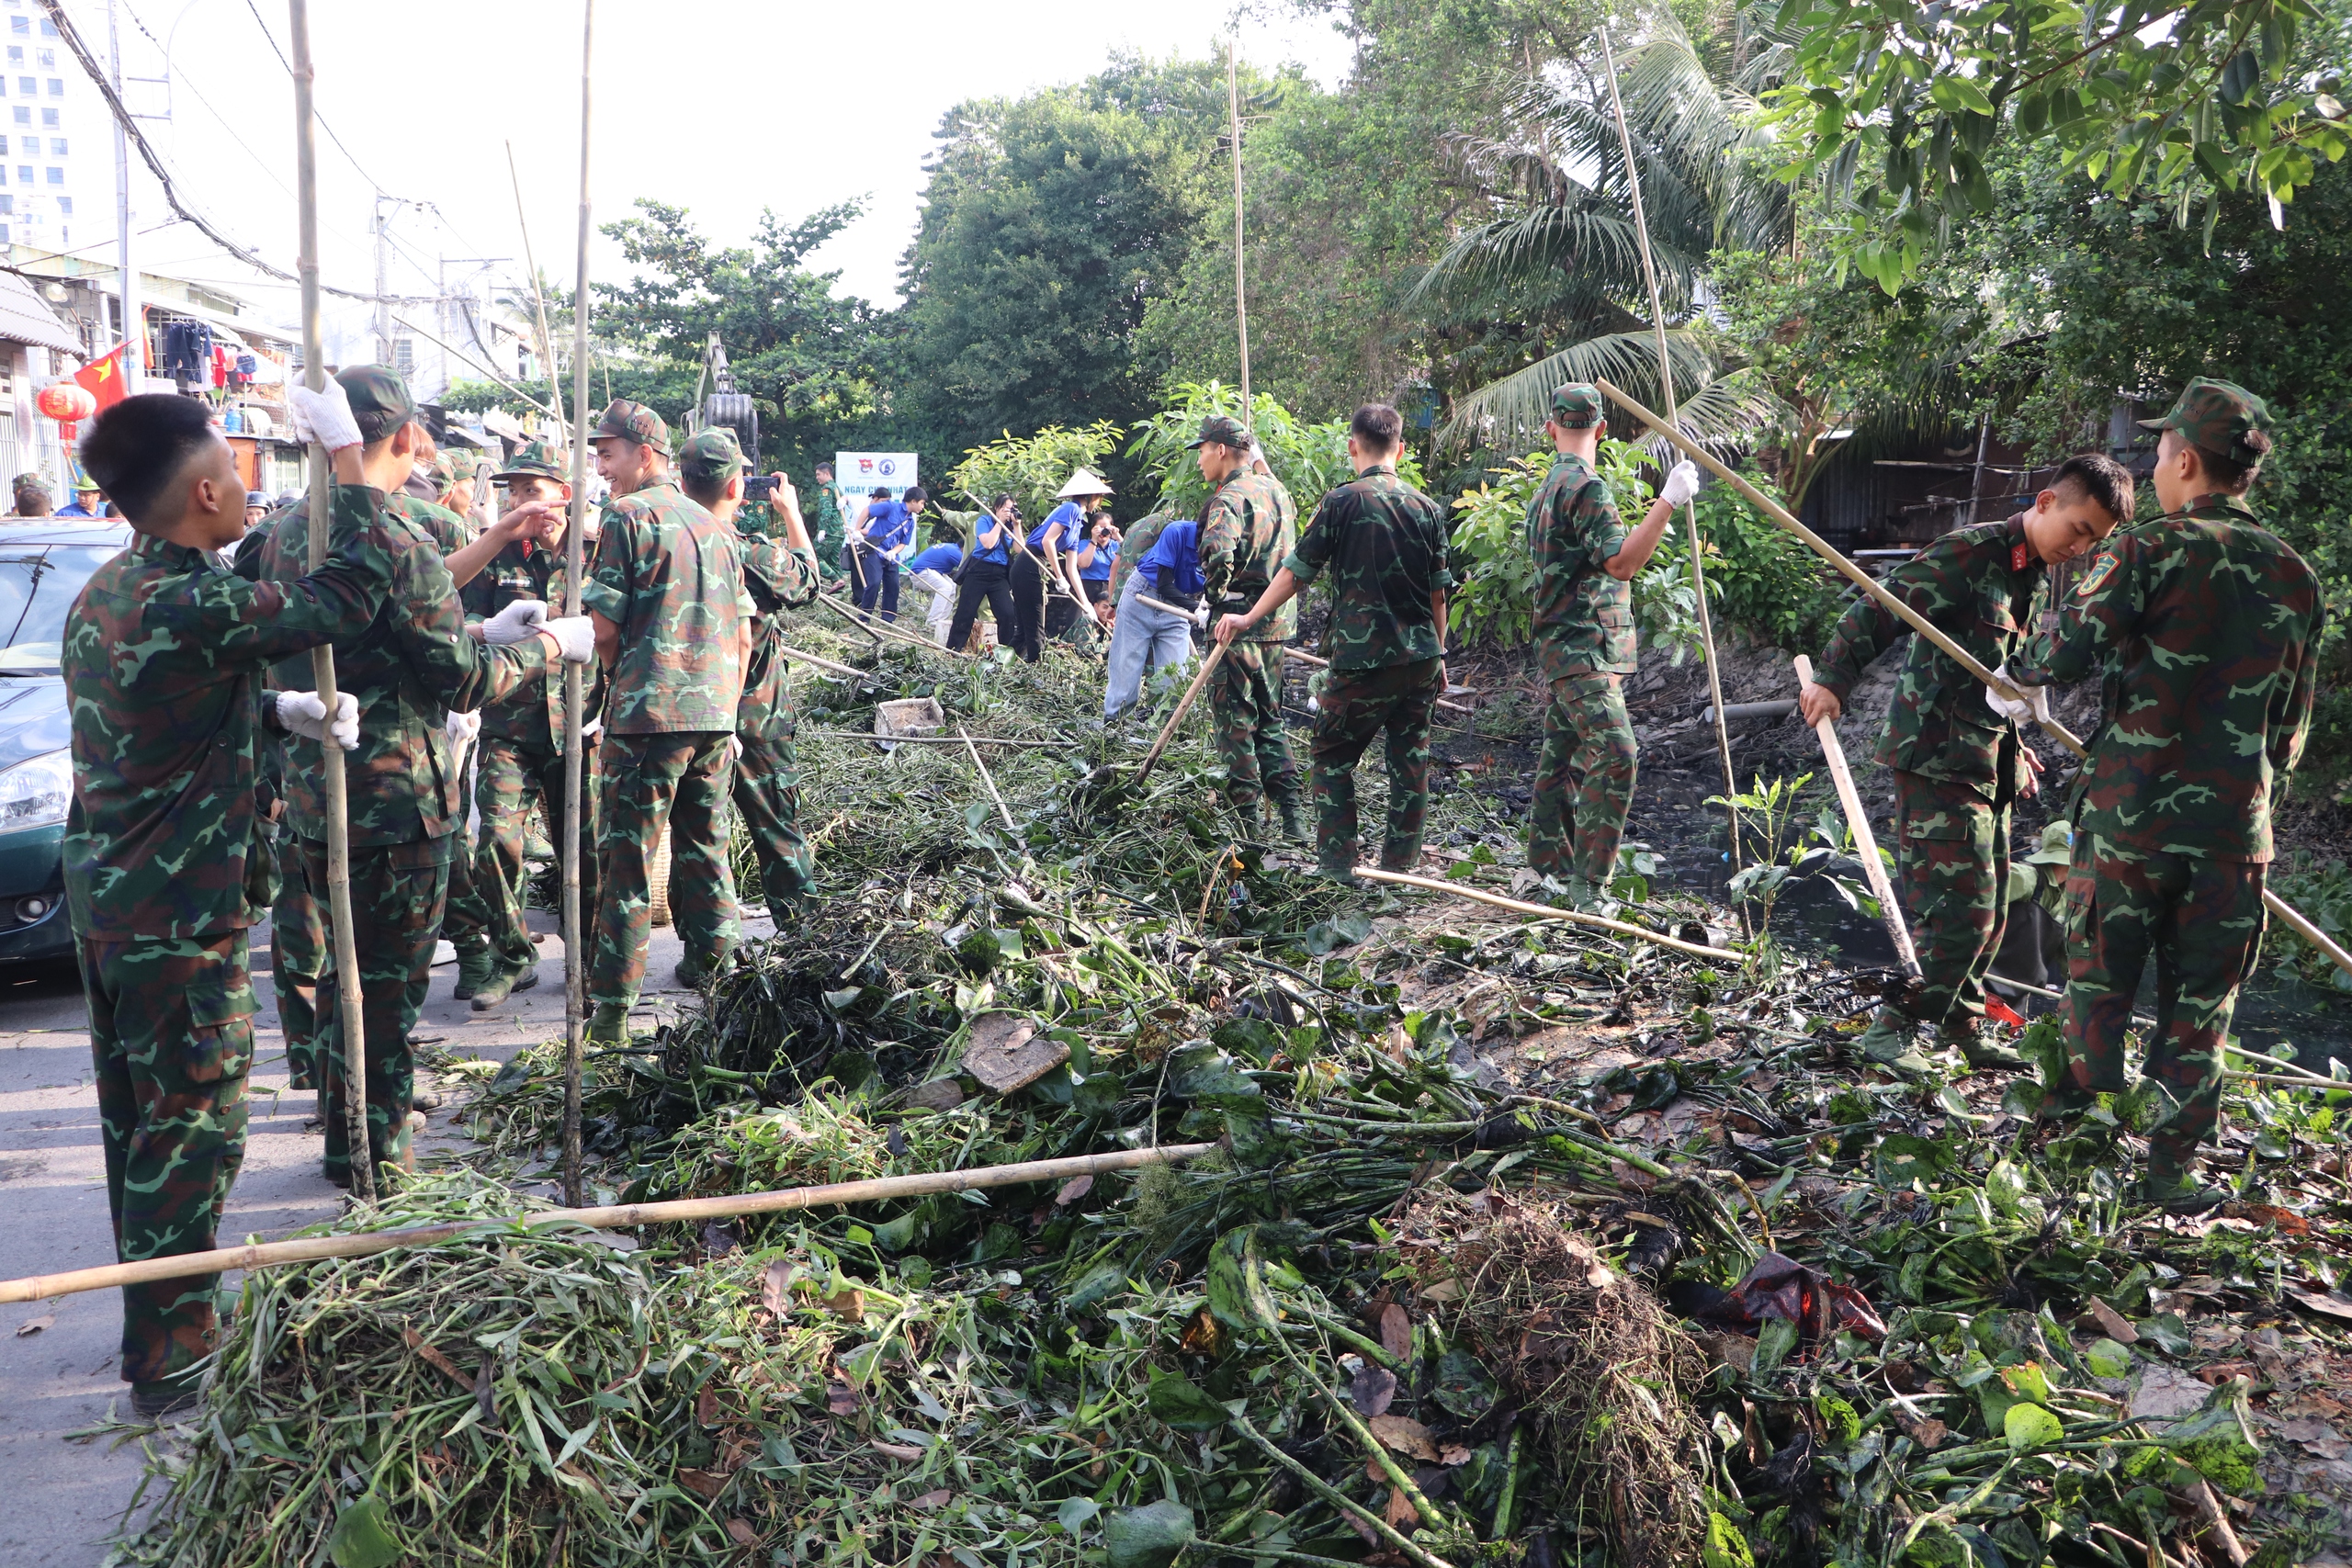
[0,545,121,674]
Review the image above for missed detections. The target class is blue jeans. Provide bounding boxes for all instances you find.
[1103,572,1195,719]
[853,551,900,622]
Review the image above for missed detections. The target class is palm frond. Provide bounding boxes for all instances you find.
[1439,330,1728,449]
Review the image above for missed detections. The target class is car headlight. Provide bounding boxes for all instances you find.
[0,749,73,831]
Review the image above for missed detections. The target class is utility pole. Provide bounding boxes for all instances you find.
[371,193,395,365]
[107,0,135,387]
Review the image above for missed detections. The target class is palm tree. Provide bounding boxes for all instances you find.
[1411,6,1791,454]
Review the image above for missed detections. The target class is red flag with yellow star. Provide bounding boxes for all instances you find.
[72,342,130,412]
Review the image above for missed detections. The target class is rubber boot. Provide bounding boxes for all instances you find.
[1277,801,1308,848]
[469,959,539,1011]
[1853,1006,1936,1077]
[586,1002,630,1045]
[131,1376,199,1421]
[1939,1018,2026,1071]
[452,947,494,1002]
[2138,1163,2229,1216]
[675,945,732,990]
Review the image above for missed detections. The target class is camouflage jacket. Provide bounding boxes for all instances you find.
[1527,451,1634,678]
[1815,515,2041,799]
[1284,466,1456,670]
[738,536,822,744]
[459,537,599,751]
[810,485,847,557]
[2010,492,2323,863]
[1199,470,1297,642]
[584,479,754,734]
[62,486,394,941]
[242,493,552,846]
[1109,513,1170,604]
[390,492,472,554]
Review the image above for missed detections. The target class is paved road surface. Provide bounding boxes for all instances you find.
[0,902,744,1565]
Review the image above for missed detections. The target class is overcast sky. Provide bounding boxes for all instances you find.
[85,0,1355,357]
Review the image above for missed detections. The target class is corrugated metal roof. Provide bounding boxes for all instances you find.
[0,268,82,354]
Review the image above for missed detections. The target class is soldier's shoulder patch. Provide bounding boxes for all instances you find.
[2075,550,2120,598]
[2011,541,2030,573]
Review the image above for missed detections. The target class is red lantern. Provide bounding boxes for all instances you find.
[36,382,96,422]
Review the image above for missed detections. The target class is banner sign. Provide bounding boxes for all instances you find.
[834,452,918,509]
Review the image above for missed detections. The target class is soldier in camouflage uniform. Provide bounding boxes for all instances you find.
[447,439,602,1009]
[811,461,851,586]
[1192,415,1305,837]
[1803,455,2134,1074]
[675,432,825,918]
[1216,404,1454,879]
[62,389,394,1414]
[582,401,756,1040]
[2004,380,2323,1212]
[1523,385,1691,906]
[242,367,590,1189]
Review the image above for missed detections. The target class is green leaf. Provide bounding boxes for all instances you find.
[327,1495,403,1568]
[1929,75,1996,116]
[1146,1370,1230,1431]
[2086,1338,2133,1379]
[1064,1261,1125,1312]
[1703,1512,1758,1568]
[869,1213,920,1253]
[1057,1496,1102,1537]
[1103,1500,1196,1568]
[1433,1348,1498,1419]
[1984,1159,2027,1218]
[1752,1316,1800,1377]
[2004,1402,2064,1450]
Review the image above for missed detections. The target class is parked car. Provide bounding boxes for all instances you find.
[0,518,131,963]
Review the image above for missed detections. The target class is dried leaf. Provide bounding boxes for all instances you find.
[699,1222,740,1258]
[820,1289,865,1324]
[16,1314,54,1337]
[676,1467,729,1499]
[1177,1309,1227,1359]
[1891,1409,1947,1450]
[2290,1289,2352,1323]
[1417,1278,1462,1303]
[1351,1363,1397,1417]
[1378,1303,1412,1362]
[1385,1485,1419,1529]
[1439,1444,1472,1466]
[400,1328,470,1390]
[759,1259,792,1316]
[1056,1173,1094,1206]
[826,1379,859,1416]
[726,1520,761,1547]
[2081,1297,2138,1344]
[910,1488,956,1509]
[872,1441,925,1461]
[696,1386,719,1427]
[1367,1414,1441,1461]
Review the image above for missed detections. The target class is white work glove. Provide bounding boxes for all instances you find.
[1984,662,2052,725]
[444,709,481,746]
[580,716,605,742]
[1191,603,1210,630]
[1658,459,1702,509]
[287,378,363,454]
[542,615,596,664]
[481,598,548,646]
[728,736,743,760]
[277,689,359,751]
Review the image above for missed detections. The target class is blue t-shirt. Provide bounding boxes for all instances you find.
[907,543,965,576]
[1028,500,1084,551]
[1136,519,1203,599]
[860,500,914,551]
[969,515,1013,567]
[1078,536,1118,581]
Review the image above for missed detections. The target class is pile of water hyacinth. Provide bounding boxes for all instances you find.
[104,611,2352,1566]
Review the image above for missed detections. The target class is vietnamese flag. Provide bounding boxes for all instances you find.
[73,342,130,412]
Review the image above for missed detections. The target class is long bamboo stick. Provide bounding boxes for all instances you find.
[560,0,595,1209]
[779,646,882,685]
[0,1144,1216,1306]
[1149,613,1475,718]
[1352,866,1734,959]
[288,1,372,1206]
[1137,637,1227,784]
[1597,25,1743,896]
[1594,378,2352,985]
[1228,39,1251,413]
[504,140,568,430]
[959,725,1019,833]
[1792,654,1917,972]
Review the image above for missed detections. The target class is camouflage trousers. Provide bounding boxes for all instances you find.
[1890,770,2013,1037]
[270,832,324,1089]
[459,739,600,975]
[439,786,486,959]
[1208,642,1299,813]
[735,725,812,922]
[2059,833,2267,1176]
[1310,657,1441,876]
[80,928,254,1384]
[592,731,741,1010]
[302,835,452,1185]
[1528,671,1637,885]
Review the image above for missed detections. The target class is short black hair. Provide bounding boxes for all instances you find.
[680,471,728,509]
[81,394,219,524]
[870,486,890,501]
[2179,433,2267,494]
[2050,452,2135,519]
[814,462,833,476]
[1351,402,1405,451]
[903,485,927,504]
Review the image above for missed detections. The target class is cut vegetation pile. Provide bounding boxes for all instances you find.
[103,612,2352,1566]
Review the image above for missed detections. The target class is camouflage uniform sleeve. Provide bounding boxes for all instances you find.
[384,531,550,714]
[1283,490,1344,587]
[1197,488,1243,606]
[2011,537,2141,687]
[1424,494,1458,592]
[153,483,391,662]
[1573,475,1629,565]
[582,504,637,625]
[741,537,820,614]
[2272,593,2325,789]
[1814,538,1964,701]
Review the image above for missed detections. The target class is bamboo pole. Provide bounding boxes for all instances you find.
[506,140,567,431]
[386,313,560,421]
[1227,39,1250,414]
[560,0,595,1209]
[1595,377,2352,986]
[779,646,883,685]
[1792,654,1917,973]
[820,590,966,657]
[288,1,372,1206]
[1597,25,1743,903]
[1352,867,1734,960]
[0,1144,1216,1306]
[959,725,1018,833]
[1137,637,1227,784]
[1142,604,1475,717]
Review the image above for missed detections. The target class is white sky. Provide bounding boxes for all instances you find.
[84,0,1356,356]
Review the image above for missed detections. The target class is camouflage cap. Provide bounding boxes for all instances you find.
[2138,377,2273,468]
[594,399,671,457]
[10,471,45,495]
[1550,383,1605,429]
[493,438,570,484]
[335,365,417,445]
[2024,819,2073,867]
[1184,413,1251,451]
[428,449,472,490]
[677,426,746,487]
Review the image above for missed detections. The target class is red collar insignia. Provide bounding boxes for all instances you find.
[2011,541,2030,573]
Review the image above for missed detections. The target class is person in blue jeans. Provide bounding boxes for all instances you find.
[1105,515,1201,718]
[946,495,1023,657]
[853,484,925,623]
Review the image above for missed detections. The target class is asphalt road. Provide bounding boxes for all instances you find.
[0,902,735,1565]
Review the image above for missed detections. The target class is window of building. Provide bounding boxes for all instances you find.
[33,47,47,67]
[14,78,29,96]
[44,165,60,185]
[0,226,12,246]
[16,166,29,186]
[54,194,66,214]
[5,48,18,64]
[48,137,62,155]
[46,78,62,96]
[2,196,16,213]
[7,20,24,38]
[39,18,55,37]
[39,107,53,127]
[8,107,22,125]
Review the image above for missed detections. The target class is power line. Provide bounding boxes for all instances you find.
[36,0,433,305]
